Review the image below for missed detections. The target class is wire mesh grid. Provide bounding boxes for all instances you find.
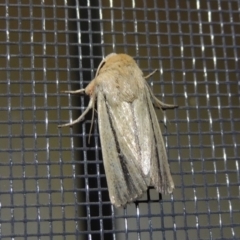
[0,0,239,239]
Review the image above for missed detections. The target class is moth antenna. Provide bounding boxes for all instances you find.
[144,69,158,80]
[88,95,96,144]
[87,54,116,143]
[95,53,117,77]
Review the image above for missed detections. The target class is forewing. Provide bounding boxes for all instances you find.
[143,84,175,194]
[97,90,149,207]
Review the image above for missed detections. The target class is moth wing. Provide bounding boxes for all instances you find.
[97,69,174,207]
[97,90,149,207]
[143,85,175,194]
[118,83,174,195]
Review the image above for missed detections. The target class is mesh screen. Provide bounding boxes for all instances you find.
[0,0,239,239]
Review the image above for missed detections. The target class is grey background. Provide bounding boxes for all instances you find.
[0,0,239,239]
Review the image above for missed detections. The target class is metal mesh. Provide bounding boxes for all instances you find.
[0,0,239,239]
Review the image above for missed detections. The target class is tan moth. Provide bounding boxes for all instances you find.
[59,53,177,207]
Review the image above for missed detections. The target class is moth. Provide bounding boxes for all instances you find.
[58,53,177,207]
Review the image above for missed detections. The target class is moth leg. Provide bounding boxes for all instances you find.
[152,96,178,110]
[145,84,178,110]
[58,96,95,128]
[144,70,178,110]
[61,89,85,94]
[144,69,158,79]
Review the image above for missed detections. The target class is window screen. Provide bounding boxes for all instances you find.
[0,0,239,239]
